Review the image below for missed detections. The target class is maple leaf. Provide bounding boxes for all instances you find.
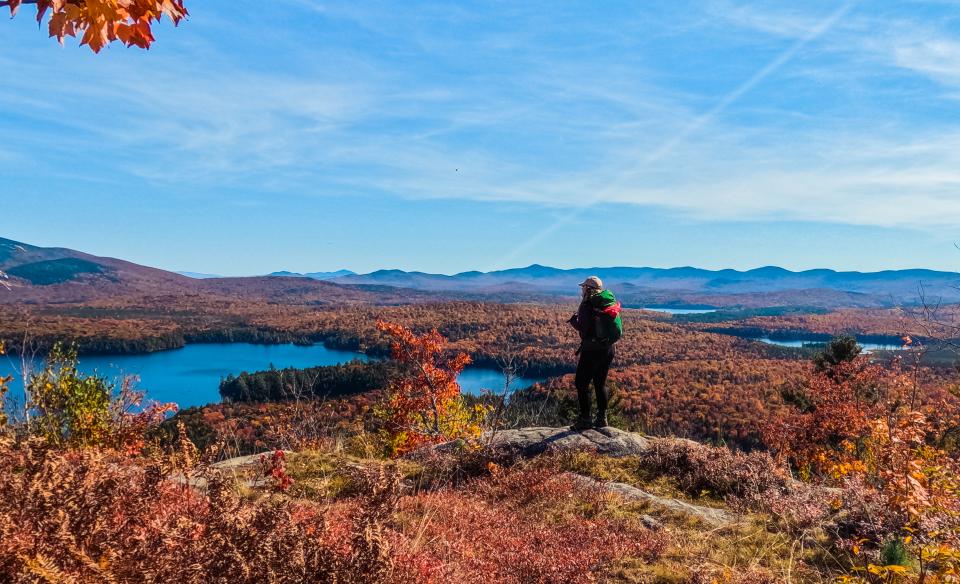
[47,11,76,44]
[116,20,154,49]
[80,20,110,53]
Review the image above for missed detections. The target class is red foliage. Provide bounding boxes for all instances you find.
[764,351,960,577]
[762,357,890,476]
[170,393,376,455]
[400,463,664,583]
[536,358,808,447]
[377,320,471,426]
[0,439,440,583]
[638,438,790,500]
[259,449,293,492]
[112,387,179,455]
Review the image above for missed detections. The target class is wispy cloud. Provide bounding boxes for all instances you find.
[893,38,960,85]
[4,0,960,239]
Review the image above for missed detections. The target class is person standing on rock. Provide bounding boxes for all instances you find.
[567,276,623,431]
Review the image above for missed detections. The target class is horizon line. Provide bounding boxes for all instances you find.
[216,263,960,279]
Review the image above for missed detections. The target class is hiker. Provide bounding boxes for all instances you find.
[567,276,623,431]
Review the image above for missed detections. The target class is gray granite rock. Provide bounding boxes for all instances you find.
[211,450,289,471]
[477,426,653,458]
[569,473,736,526]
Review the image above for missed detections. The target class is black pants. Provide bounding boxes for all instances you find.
[575,346,614,419]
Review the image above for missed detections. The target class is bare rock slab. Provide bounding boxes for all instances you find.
[211,450,290,471]
[481,426,652,458]
[569,473,736,527]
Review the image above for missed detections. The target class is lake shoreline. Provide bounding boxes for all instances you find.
[1,329,345,358]
[709,327,922,350]
[0,341,549,409]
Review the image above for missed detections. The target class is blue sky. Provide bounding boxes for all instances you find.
[3,0,960,275]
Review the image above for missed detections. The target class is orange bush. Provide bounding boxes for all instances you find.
[375,321,488,456]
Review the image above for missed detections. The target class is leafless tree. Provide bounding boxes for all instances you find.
[274,367,332,451]
[912,281,960,355]
[2,330,42,429]
[483,342,529,444]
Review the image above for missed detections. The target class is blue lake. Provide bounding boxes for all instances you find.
[749,337,903,352]
[0,343,545,409]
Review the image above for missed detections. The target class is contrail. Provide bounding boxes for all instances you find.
[488,1,857,271]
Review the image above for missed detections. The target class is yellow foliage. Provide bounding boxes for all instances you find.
[23,343,176,452]
[28,343,113,448]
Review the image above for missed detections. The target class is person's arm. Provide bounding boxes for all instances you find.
[568,312,581,331]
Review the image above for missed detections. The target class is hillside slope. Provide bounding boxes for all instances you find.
[0,238,417,306]
[6,237,959,308]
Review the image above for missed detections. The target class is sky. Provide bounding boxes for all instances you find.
[3,1,960,275]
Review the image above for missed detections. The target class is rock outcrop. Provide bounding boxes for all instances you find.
[432,427,739,526]
[475,426,653,458]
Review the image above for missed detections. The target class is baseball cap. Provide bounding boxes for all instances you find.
[578,276,603,290]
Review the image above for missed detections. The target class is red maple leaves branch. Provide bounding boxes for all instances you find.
[4,0,188,52]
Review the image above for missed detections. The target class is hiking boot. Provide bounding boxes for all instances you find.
[569,417,593,432]
[593,413,609,428]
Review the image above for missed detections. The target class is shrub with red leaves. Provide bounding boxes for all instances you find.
[638,438,833,534]
[638,439,790,500]
[259,449,294,492]
[401,462,664,583]
[0,438,439,583]
[167,394,377,456]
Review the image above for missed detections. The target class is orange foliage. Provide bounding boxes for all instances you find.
[764,352,960,579]
[0,436,666,583]
[0,440,440,583]
[762,357,887,476]
[5,0,187,52]
[0,298,775,373]
[536,358,809,447]
[375,321,486,456]
[293,303,775,376]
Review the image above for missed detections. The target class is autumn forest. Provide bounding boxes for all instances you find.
[7,0,960,580]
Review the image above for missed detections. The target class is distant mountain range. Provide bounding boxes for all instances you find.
[269,269,356,281]
[317,264,960,308]
[3,237,959,309]
[326,264,959,302]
